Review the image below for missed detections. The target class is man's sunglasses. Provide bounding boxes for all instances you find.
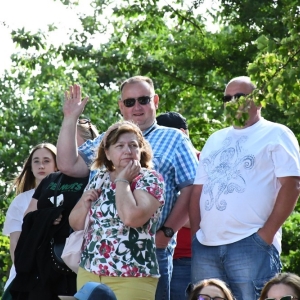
[121,95,154,108]
[197,294,226,300]
[266,296,299,300]
[223,93,249,103]
[78,118,95,139]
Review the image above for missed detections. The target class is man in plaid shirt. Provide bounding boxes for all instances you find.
[57,76,198,300]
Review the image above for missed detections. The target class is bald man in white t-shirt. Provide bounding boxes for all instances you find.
[189,76,300,300]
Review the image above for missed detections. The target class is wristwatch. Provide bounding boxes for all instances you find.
[160,226,175,238]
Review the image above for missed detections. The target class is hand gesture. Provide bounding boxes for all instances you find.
[80,189,101,209]
[117,160,141,183]
[63,84,88,120]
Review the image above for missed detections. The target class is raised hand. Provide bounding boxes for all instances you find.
[63,84,89,120]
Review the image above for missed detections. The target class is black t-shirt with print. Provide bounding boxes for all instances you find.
[33,171,88,238]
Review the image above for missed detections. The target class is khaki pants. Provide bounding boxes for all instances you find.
[77,267,158,300]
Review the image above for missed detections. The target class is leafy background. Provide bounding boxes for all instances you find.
[1,0,300,295]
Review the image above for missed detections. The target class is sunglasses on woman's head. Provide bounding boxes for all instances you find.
[122,95,154,108]
[266,296,299,300]
[197,294,226,300]
[223,93,249,103]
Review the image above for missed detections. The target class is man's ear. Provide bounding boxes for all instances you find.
[153,94,159,109]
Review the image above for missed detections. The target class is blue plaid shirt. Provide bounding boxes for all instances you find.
[79,122,198,232]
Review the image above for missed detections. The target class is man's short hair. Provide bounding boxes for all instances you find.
[120,76,154,92]
[156,111,188,130]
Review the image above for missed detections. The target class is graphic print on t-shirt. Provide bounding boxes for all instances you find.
[48,181,86,192]
[49,194,64,206]
[202,136,255,211]
[46,180,87,207]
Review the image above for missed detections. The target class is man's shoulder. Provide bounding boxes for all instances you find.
[150,125,194,149]
[209,126,231,137]
[261,118,295,134]
[152,125,185,138]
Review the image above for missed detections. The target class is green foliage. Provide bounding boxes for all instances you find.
[1,0,300,295]
[0,193,14,292]
[282,209,300,274]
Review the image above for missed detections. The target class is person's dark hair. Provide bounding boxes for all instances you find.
[93,120,153,171]
[189,278,235,300]
[14,143,57,195]
[259,273,300,299]
[120,75,155,93]
[156,111,188,130]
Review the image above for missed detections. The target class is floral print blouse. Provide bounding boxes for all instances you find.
[80,168,165,278]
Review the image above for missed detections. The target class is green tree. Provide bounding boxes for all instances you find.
[1,0,300,294]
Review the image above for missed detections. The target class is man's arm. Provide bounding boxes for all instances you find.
[189,184,202,237]
[155,185,193,249]
[56,84,89,177]
[258,176,300,244]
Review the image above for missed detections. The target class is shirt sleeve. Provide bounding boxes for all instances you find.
[133,169,165,206]
[3,192,32,235]
[272,129,300,177]
[174,136,198,189]
[78,134,104,167]
[194,136,212,185]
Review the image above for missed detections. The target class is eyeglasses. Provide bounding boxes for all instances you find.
[78,118,95,139]
[197,294,226,300]
[223,93,249,103]
[266,296,299,300]
[121,95,154,108]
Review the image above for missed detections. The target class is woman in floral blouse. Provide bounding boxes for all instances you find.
[69,120,165,300]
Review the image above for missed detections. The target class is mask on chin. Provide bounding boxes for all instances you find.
[224,96,252,127]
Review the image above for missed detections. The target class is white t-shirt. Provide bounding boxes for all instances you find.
[3,189,35,290]
[194,118,300,253]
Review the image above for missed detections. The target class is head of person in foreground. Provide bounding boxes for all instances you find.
[259,273,300,300]
[188,278,235,300]
[93,120,153,171]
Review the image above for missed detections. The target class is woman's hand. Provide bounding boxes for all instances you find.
[117,160,141,182]
[80,189,101,209]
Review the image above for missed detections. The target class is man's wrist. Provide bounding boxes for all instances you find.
[160,225,175,238]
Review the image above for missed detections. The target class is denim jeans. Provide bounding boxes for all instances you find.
[155,247,173,300]
[170,257,191,300]
[191,233,282,300]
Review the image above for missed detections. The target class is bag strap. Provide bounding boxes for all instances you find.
[54,173,63,207]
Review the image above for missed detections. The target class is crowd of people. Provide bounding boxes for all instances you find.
[2,75,300,300]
